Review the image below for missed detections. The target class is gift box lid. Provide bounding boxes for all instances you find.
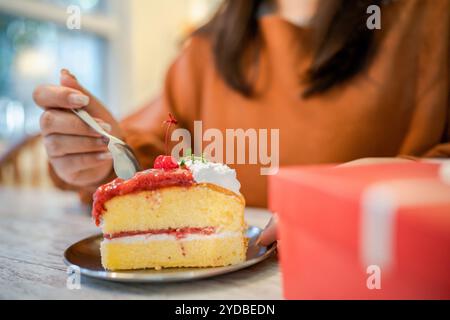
[269,161,450,277]
[270,162,444,202]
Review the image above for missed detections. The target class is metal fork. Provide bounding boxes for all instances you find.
[71,108,141,180]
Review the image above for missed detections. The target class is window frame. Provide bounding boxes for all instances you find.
[0,0,131,116]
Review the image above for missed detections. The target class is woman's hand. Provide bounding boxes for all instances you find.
[258,214,279,246]
[33,69,122,187]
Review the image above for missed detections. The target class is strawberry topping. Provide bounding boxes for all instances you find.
[154,155,179,170]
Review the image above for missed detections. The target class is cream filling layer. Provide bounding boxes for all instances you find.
[103,231,242,244]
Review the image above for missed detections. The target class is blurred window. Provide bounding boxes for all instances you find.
[33,0,107,14]
[0,0,109,149]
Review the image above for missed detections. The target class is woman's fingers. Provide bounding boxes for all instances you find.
[68,166,112,187]
[33,69,121,187]
[43,134,108,157]
[40,109,110,137]
[257,213,279,246]
[50,152,112,182]
[60,69,90,96]
[60,69,116,122]
[51,159,113,187]
[33,84,90,109]
[50,151,112,172]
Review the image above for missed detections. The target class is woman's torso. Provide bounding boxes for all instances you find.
[125,0,449,207]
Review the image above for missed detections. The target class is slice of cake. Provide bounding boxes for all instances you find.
[92,155,247,270]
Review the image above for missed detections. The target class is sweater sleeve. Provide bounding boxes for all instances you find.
[421,2,450,158]
[399,0,450,159]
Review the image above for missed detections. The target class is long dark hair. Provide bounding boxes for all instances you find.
[197,0,383,97]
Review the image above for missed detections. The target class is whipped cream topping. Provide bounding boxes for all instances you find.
[181,159,241,195]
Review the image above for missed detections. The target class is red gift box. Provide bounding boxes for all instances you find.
[269,161,450,299]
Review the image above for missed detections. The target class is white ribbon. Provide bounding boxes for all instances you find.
[360,161,450,271]
[439,161,450,186]
[360,184,397,271]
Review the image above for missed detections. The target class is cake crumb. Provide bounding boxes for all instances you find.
[154,266,162,271]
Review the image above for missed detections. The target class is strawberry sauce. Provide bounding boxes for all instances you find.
[104,226,216,240]
[92,168,194,226]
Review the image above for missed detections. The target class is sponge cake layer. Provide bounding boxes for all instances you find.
[100,183,245,235]
[101,233,247,270]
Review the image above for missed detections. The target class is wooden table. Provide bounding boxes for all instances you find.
[0,187,282,299]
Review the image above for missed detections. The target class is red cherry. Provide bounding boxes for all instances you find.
[154,155,179,170]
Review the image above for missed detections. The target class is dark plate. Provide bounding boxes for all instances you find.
[64,226,276,283]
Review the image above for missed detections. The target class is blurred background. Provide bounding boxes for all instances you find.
[0,0,221,188]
